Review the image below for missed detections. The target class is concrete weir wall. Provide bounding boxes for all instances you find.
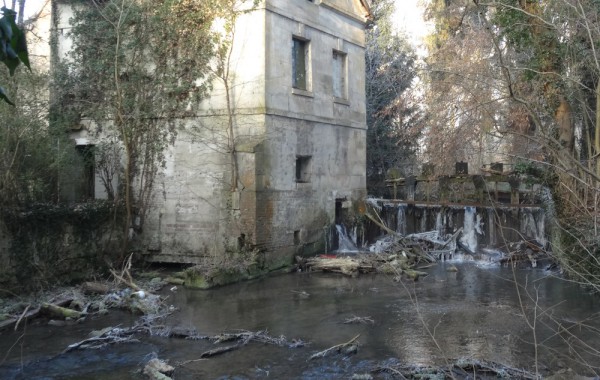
[371,202,548,252]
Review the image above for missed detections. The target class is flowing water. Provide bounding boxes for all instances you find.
[2,263,600,379]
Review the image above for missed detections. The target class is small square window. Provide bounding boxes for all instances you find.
[296,156,312,183]
[294,230,301,245]
[293,38,309,90]
[332,50,347,99]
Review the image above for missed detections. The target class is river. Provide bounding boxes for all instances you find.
[1,261,600,379]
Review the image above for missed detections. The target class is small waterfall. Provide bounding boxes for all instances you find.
[487,208,497,246]
[397,205,407,235]
[460,206,483,253]
[335,224,359,252]
[520,207,546,248]
[435,209,444,237]
[420,210,427,232]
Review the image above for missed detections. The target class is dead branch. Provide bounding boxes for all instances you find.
[343,315,375,325]
[14,305,30,331]
[200,343,242,358]
[0,306,41,332]
[309,334,360,360]
[110,269,141,291]
[306,257,361,276]
[365,212,404,239]
[110,254,141,291]
[63,326,141,352]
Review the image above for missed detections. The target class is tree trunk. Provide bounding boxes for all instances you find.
[595,81,600,178]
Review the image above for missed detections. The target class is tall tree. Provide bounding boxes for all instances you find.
[365,0,422,196]
[52,0,218,254]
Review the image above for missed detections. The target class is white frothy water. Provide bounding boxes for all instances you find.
[397,205,407,235]
[459,206,483,253]
[335,224,359,252]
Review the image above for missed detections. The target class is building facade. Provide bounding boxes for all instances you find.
[53,0,371,269]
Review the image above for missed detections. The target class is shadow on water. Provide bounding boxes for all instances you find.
[2,263,600,379]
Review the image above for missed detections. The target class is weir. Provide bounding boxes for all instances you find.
[331,168,550,257]
[372,201,546,250]
[331,200,548,263]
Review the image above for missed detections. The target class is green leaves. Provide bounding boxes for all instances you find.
[1,6,31,105]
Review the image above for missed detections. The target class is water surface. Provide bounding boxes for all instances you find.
[2,262,600,379]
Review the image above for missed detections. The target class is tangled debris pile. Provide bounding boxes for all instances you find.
[295,228,461,281]
[0,256,180,333]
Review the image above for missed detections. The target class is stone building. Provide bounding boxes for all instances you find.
[52,0,371,269]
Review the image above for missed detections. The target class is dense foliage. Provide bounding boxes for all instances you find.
[52,0,221,252]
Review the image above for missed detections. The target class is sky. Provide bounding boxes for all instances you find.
[21,0,430,36]
[19,0,431,57]
[393,0,431,47]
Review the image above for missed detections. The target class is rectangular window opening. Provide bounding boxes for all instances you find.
[292,38,309,90]
[294,230,301,245]
[295,155,312,183]
[76,144,95,201]
[332,50,347,99]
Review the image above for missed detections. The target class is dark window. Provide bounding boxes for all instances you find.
[292,38,309,90]
[76,145,95,200]
[296,156,312,183]
[332,50,347,99]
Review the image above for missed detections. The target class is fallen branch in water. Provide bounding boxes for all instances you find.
[210,330,296,347]
[343,316,374,325]
[309,334,360,360]
[189,330,307,360]
[63,326,141,352]
[14,305,31,331]
[200,343,243,358]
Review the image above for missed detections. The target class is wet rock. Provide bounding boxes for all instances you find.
[447,265,458,272]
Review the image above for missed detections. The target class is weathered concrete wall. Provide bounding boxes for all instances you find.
[144,0,368,267]
[143,114,266,263]
[0,203,120,291]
